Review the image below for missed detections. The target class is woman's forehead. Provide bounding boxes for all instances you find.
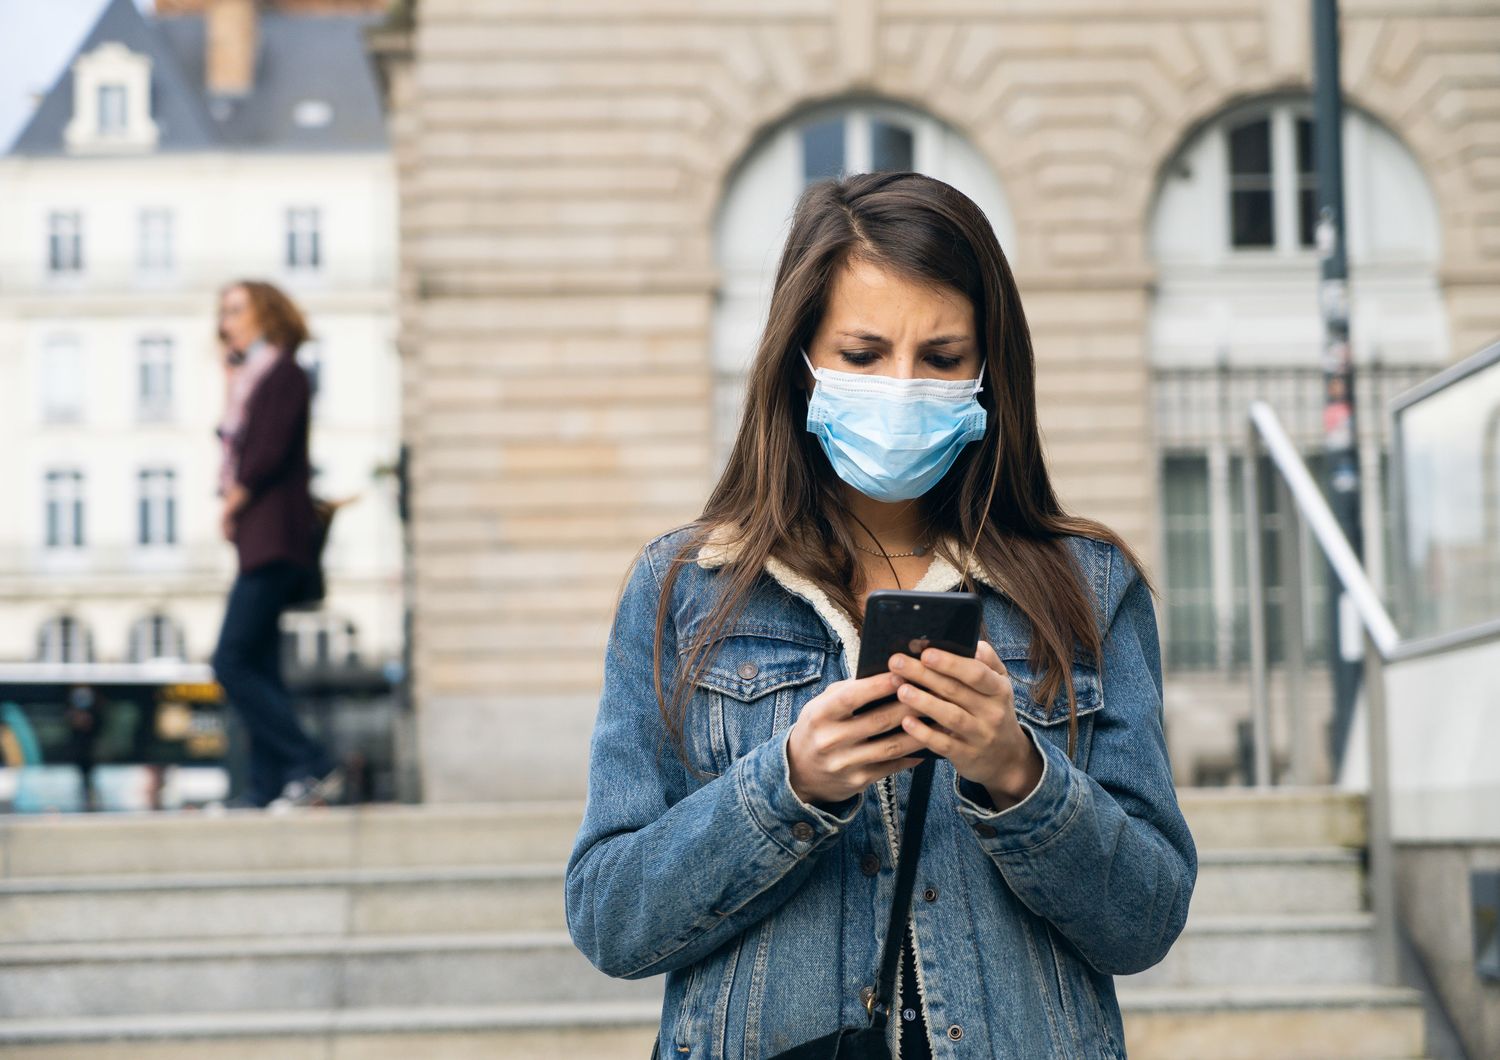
[822,258,973,337]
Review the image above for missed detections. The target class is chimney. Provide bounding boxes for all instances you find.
[205,0,258,97]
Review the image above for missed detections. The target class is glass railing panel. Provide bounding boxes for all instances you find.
[1391,342,1500,640]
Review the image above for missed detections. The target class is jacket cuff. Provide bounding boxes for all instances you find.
[736,725,861,857]
[952,724,1081,852]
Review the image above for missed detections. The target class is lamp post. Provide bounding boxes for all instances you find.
[1313,0,1364,772]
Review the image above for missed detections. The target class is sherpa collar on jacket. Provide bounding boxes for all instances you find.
[692,523,1001,671]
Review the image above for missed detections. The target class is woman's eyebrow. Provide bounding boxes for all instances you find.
[836,329,972,347]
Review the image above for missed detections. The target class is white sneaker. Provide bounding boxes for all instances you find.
[278,767,345,808]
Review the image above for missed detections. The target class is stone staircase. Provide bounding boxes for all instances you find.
[1116,788,1427,1059]
[0,789,1427,1058]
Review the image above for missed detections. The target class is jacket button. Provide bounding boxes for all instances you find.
[737,661,759,679]
[922,886,938,903]
[859,985,875,1006]
[860,853,881,877]
[791,821,814,842]
[974,822,997,838]
[947,1024,963,1041]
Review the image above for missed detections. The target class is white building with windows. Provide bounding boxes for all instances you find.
[0,0,402,672]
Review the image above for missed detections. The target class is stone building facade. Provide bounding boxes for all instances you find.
[379,0,1500,801]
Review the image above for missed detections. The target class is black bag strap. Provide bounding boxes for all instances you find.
[866,756,936,1028]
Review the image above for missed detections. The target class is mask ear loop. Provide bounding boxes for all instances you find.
[958,361,999,594]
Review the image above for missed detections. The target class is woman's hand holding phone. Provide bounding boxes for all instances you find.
[786,672,929,806]
[890,639,1044,810]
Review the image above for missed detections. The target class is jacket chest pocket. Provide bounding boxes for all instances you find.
[998,649,1102,766]
[683,632,828,777]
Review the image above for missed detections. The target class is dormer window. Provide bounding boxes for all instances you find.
[64,42,159,153]
[98,83,128,136]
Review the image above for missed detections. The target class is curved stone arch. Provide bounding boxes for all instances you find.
[704,84,996,222]
[686,61,1011,258]
[1139,76,1311,229]
[710,92,1018,252]
[1146,88,1443,271]
[1138,71,1461,277]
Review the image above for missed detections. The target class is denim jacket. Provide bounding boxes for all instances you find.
[565,525,1197,1059]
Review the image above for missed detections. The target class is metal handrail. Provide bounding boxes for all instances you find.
[1247,403,1400,655]
[1244,399,1398,984]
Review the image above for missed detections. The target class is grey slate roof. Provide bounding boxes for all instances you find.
[8,0,388,156]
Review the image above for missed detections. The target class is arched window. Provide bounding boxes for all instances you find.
[127,613,186,663]
[712,100,1014,464]
[1148,97,1445,676]
[281,612,360,669]
[1152,97,1441,273]
[36,615,95,663]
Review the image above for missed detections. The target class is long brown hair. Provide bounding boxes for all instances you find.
[222,279,310,355]
[654,171,1153,765]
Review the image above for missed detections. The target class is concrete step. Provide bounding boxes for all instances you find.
[0,865,565,943]
[1118,985,1427,1059]
[1124,914,1377,990]
[0,987,1426,1060]
[0,844,1366,945]
[0,1002,663,1060]
[0,931,658,1020]
[1192,847,1365,916]
[0,803,584,879]
[1177,787,1366,850]
[2,912,1379,1021]
[0,787,1367,879]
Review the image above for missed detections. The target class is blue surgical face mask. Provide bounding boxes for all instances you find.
[802,350,988,503]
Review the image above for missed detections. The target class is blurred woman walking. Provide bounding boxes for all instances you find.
[211,280,341,809]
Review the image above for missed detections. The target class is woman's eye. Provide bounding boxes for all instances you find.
[926,355,962,370]
[838,349,879,366]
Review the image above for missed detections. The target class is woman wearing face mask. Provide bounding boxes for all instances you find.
[566,172,1196,1058]
[211,280,341,809]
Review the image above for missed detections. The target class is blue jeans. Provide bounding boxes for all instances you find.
[212,562,331,805]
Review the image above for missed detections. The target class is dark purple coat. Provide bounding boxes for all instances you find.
[232,353,318,574]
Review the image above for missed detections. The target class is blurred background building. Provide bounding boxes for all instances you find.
[377,0,1500,802]
[0,0,402,687]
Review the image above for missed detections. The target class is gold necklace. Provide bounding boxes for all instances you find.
[852,539,931,559]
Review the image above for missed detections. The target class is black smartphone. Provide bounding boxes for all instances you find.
[854,589,983,761]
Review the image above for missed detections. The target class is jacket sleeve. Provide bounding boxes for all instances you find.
[951,541,1197,976]
[564,543,863,980]
[235,360,309,495]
